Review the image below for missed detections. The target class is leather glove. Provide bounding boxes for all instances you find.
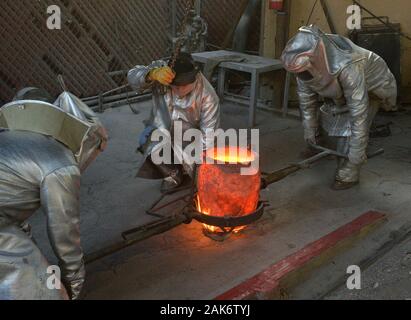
[148,66,175,86]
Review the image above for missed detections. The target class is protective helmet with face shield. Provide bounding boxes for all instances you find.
[281,25,356,98]
[3,87,108,172]
[53,91,108,171]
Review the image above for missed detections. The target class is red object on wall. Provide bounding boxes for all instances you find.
[269,0,284,11]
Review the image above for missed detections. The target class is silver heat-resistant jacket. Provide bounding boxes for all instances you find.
[0,92,107,300]
[281,26,397,165]
[128,60,220,178]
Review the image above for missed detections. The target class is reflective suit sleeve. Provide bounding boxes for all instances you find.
[40,165,85,300]
[200,90,220,150]
[339,62,370,165]
[296,78,320,142]
[128,60,168,92]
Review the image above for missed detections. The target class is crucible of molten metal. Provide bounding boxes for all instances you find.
[86,144,384,263]
[195,147,261,241]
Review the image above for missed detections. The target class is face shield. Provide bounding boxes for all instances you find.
[281,26,350,97]
[281,30,317,72]
[281,27,329,81]
[54,92,108,172]
[296,70,314,81]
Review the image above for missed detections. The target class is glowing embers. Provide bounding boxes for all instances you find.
[196,147,260,241]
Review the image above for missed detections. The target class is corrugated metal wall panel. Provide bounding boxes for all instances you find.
[0,0,260,104]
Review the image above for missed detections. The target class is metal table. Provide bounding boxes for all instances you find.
[192,50,284,127]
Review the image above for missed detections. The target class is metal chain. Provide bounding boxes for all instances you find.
[169,0,195,69]
[123,0,194,113]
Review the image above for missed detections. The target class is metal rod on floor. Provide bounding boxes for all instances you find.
[262,144,385,188]
[85,213,190,265]
[262,150,333,187]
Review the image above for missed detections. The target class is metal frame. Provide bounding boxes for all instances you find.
[192,50,284,127]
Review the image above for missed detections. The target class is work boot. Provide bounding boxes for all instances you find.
[331,180,359,191]
[333,159,361,191]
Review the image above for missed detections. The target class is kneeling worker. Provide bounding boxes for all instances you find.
[128,53,220,192]
[281,26,397,190]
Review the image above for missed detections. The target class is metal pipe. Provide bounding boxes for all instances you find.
[90,94,152,112]
[85,213,190,264]
[84,91,150,107]
[82,84,130,102]
[223,94,301,119]
[100,84,130,97]
[107,70,128,78]
[86,201,266,264]
[262,149,334,188]
[282,72,292,117]
[232,0,262,52]
[171,0,177,39]
[320,0,336,34]
[195,0,202,15]
[262,145,384,188]
[224,91,271,105]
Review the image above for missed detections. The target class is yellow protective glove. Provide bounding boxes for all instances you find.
[148,66,175,86]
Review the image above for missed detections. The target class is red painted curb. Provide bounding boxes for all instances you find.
[215,211,387,300]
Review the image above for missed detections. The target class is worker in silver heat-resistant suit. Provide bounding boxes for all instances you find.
[281,25,397,190]
[128,52,220,193]
[0,89,108,300]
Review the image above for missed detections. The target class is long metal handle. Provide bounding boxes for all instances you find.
[310,143,385,160]
[85,213,189,264]
[263,144,384,188]
[86,145,385,263]
[308,143,348,159]
[262,152,330,188]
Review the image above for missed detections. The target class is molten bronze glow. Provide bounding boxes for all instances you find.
[206,147,256,164]
[197,147,260,238]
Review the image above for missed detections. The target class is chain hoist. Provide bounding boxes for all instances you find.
[169,0,195,69]
[119,0,195,113]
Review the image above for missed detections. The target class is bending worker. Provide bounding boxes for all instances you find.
[281,26,397,190]
[0,89,108,300]
[128,52,220,193]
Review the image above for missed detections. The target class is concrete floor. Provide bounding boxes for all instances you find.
[29,101,411,300]
[326,236,411,300]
